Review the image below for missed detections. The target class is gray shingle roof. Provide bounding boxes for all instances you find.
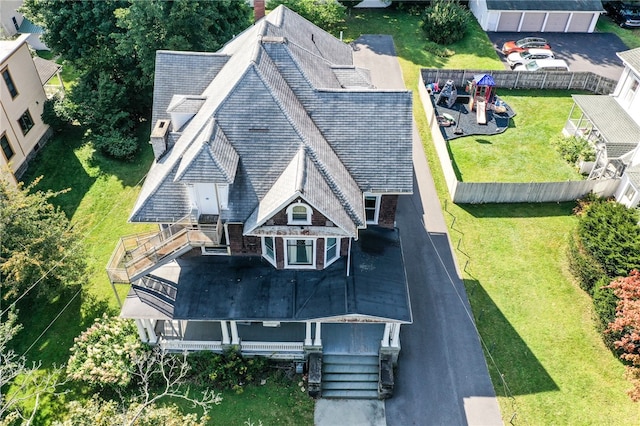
[572,95,640,153]
[175,119,239,184]
[243,147,362,236]
[132,5,412,224]
[625,164,640,188]
[486,0,603,12]
[618,48,640,77]
[32,56,61,85]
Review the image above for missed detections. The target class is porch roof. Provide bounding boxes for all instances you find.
[572,95,640,149]
[120,227,412,323]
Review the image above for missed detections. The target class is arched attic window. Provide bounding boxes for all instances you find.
[286,201,312,225]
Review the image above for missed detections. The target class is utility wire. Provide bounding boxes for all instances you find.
[6,170,148,356]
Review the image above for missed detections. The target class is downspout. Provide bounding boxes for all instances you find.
[346,237,352,277]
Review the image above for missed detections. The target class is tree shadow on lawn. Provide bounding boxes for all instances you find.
[465,278,559,396]
[11,286,115,367]
[458,201,575,219]
[22,122,154,219]
[22,126,95,219]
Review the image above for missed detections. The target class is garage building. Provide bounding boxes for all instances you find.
[469,0,604,33]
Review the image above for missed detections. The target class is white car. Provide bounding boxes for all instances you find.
[514,59,570,72]
[506,48,555,68]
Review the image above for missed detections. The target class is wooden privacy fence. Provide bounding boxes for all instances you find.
[418,72,621,204]
[421,68,617,95]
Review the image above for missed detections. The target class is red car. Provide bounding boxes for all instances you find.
[501,37,551,55]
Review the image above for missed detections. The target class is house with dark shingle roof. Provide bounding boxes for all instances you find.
[469,0,603,33]
[563,46,640,208]
[106,5,413,399]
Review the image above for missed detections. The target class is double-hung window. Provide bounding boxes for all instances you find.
[325,237,340,266]
[2,69,17,98]
[18,110,34,135]
[262,236,276,266]
[1,134,14,160]
[364,193,381,224]
[285,238,315,268]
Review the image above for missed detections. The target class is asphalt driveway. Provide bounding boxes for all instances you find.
[353,35,503,426]
[487,32,627,81]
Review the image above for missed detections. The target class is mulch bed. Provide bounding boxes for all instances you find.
[431,94,516,141]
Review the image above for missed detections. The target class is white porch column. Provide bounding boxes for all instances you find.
[313,322,322,346]
[381,323,391,348]
[134,319,148,343]
[220,321,230,345]
[143,319,158,343]
[230,320,240,345]
[391,323,401,348]
[305,321,313,346]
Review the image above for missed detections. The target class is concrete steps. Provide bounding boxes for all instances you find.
[321,354,379,399]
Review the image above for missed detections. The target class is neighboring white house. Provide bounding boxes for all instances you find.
[563,47,640,208]
[469,0,603,33]
[0,0,48,51]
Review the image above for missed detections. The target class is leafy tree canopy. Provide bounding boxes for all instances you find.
[20,0,252,159]
[267,0,346,31]
[0,177,87,300]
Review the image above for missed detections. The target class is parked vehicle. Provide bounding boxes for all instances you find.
[506,48,555,68]
[603,1,640,28]
[514,59,570,72]
[501,37,551,55]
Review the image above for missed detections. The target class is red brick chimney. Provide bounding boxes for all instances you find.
[254,0,265,22]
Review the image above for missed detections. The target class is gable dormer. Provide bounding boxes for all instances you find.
[167,95,207,131]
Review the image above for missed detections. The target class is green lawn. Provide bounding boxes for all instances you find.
[12,8,640,425]
[448,89,584,182]
[344,9,640,425]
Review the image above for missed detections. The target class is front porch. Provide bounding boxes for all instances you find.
[135,319,400,362]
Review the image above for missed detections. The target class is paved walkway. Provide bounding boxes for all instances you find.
[315,35,502,426]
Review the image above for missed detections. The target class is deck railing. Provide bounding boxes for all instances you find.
[106,216,223,284]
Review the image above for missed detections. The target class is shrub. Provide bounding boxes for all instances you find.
[92,129,139,160]
[606,270,640,399]
[567,231,606,294]
[41,95,75,132]
[593,277,619,338]
[420,0,471,45]
[577,198,640,278]
[551,135,595,165]
[67,315,145,388]
[424,40,455,58]
[187,349,270,393]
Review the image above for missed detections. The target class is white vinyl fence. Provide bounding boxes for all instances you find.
[418,71,620,204]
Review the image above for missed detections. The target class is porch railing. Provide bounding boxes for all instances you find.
[157,338,304,358]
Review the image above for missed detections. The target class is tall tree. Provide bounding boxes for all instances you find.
[0,177,87,300]
[21,0,251,159]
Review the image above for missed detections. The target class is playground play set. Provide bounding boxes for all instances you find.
[426,74,515,141]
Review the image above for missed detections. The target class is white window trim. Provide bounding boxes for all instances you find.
[325,237,341,267]
[284,237,316,269]
[261,236,277,267]
[286,201,312,225]
[364,193,381,225]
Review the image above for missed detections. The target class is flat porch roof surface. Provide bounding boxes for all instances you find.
[120,227,412,323]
